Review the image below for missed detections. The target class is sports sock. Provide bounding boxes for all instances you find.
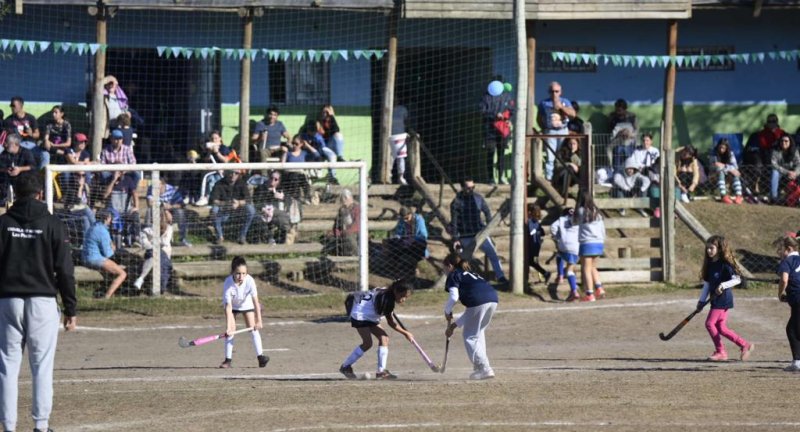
[343,346,365,367]
[566,272,578,292]
[377,346,388,372]
[556,256,565,278]
[595,283,604,291]
[225,336,234,359]
[251,330,263,356]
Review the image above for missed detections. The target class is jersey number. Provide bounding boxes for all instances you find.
[359,294,373,304]
[462,271,484,281]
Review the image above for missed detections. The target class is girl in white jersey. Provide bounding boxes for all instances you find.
[339,280,414,380]
[219,256,269,369]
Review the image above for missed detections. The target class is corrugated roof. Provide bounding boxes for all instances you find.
[18,0,394,11]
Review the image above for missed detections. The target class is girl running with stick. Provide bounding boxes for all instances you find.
[339,280,415,380]
[775,235,800,371]
[219,256,269,369]
[443,252,499,380]
[697,235,754,362]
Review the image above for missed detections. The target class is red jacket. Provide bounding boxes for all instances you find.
[758,126,785,151]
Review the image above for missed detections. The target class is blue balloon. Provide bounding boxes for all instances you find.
[487,81,504,97]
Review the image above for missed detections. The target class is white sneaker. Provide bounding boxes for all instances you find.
[783,363,800,372]
[133,278,144,290]
[469,368,496,380]
[619,209,626,216]
[399,177,408,185]
[680,193,690,203]
[636,209,648,218]
[194,196,208,207]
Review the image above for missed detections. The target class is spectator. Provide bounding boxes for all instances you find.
[62,133,93,208]
[282,135,321,203]
[194,130,236,207]
[324,188,360,256]
[43,105,72,164]
[116,112,135,147]
[0,172,77,432]
[100,129,138,185]
[209,170,256,245]
[317,104,346,161]
[711,137,744,205]
[384,206,429,278]
[757,113,785,157]
[181,149,202,205]
[82,208,127,298]
[146,179,191,247]
[390,103,411,185]
[449,178,507,283]
[0,134,35,205]
[553,136,581,192]
[133,208,174,293]
[251,106,290,163]
[102,75,130,134]
[675,145,700,203]
[300,121,338,185]
[253,170,294,245]
[612,156,650,217]
[4,96,49,170]
[567,100,585,135]
[101,170,141,248]
[480,80,515,185]
[537,81,575,181]
[770,134,800,204]
[632,132,661,217]
[608,98,638,134]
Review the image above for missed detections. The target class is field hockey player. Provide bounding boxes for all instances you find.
[219,256,269,369]
[339,280,415,380]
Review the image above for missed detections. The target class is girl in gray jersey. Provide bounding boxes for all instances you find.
[575,197,606,302]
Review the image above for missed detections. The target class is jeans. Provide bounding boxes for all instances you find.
[543,127,568,180]
[328,133,345,158]
[459,236,505,281]
[770,169,795,200]
[212,204,256,240]
[19,141,49,170]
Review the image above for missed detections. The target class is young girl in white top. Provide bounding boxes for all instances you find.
[339,280,414,380]
[575,197,606,302]
[219,256,269,369]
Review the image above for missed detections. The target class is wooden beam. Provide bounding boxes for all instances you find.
[661,20,678,283]
[15,0,23,14]
[238,9,253,162]
[378,7,399,184]
[90,5,107,161]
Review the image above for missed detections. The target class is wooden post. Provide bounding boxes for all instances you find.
[525,21,536,136]
[238,9,253,162]
[510,0,528,295]
[583,123,594,200]
[91,5,107,161]
[379,7,399,184]
[661,20,678,283]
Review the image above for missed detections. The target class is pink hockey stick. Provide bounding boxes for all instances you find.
[178,327,253,348]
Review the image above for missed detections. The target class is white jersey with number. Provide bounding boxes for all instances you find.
[222,274,258,311]
[349,288,386,323]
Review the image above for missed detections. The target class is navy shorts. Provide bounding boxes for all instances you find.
[233,309,254,316]
[350,318,378,328]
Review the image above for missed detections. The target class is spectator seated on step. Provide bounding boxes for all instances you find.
[612,156,650,199]
[281,135,321,204]
[675,145,700,203]
[0,134,35,205]
[631,132,661,200]
[608,122,636,174]
[709,137,744,204]
[100,129,138,185]
[553,136,582,193]
[323,188,360,257]
[253,170,297,245]
[101,169,141,248]
[252,105,291,163]
[383,206,429,278]
[82,208,127,298]
[608,98,639,135]
[43,105,72,164]
[209,170,256,245]
[4,96,49,170]
[146,178,191,247]
[770,134,800,205]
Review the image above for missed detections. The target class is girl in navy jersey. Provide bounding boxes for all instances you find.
[443,253,499,380]
[697,235,754,362]
[339,280,415,380]
[219,256,269,369]
[775,235,800,371]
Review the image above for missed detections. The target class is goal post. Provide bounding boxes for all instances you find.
[44,161,369,297]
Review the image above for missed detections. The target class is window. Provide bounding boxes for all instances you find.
[268,59,330,105]
[537,46,596,73]
[677,46,735,72]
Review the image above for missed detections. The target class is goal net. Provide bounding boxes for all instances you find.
[44,161,369,305]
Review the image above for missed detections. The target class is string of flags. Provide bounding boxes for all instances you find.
[0,38,386,62]
[551,49,800,68]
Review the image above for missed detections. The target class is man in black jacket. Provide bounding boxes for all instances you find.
[0,173,77,432]
[210,170,256,244]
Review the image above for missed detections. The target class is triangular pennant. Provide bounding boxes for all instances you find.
[157,46,167,57]
[338,50,348,61]
[789,50,799,61]
[322,50,332,62]
[224,48,235,59]
[331,51,340,61]
[63,42,73,53]
[622,56,631,67]
[249,49,258,61]
[89,43,100,55]
[170,47,182,58]
[778,50,788,60]
[313,51,322,62]
[14,40,23,53]
[754,52,764,63]
[281,50,290,61]
[728,53,740,63]
[374,50,385,60]
[647,56,658,67]
[308,49,317,61]
[26,41,36,54]
[741,53,750,64]
[661,56,672,67]
[635,56,645,67]
[266,49,277,61]
[53,42,63,53]
[237,49,246,60]
[689,55,698,67]
[767,51,776,60]
[353,50,362,60]
[76,43,88,55]
[38,41,50,52]
[580,53,591,65]
[611,55,621,67]
[294,50,304,61]
[567,53,578,64]
[193,48,202,59]
[183,49,193,59]
[554,51,565,62]
[713,54,725,64]
[602,55,610,65]
[0,39,8,51]
[676,55,685,67]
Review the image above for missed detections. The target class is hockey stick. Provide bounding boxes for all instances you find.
[658,303,706,341]
[178,327,254,348]
[392,313,440,372]
[440,335,451,374]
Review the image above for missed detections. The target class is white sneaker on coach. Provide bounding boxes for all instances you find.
[681,193,690,203]
[470,369,495,380]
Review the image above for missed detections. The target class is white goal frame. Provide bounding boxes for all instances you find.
[44,161,369,296]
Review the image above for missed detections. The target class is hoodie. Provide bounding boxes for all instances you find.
[613,157,650,193]
[0,197,76,316]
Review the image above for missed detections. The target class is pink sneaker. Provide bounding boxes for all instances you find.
[734,195,744,205]
[653,207,661,218]
[721,195,733,204]
[708,352,728,362]
[596,287,606,299]
[740,343,754,361]
[581,293,596,302]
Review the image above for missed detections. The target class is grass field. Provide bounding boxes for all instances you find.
[11,284,800,432]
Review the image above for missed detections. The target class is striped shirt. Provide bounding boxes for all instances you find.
[101,144,136,165]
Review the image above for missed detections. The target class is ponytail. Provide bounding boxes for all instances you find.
[444,252,471,272]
